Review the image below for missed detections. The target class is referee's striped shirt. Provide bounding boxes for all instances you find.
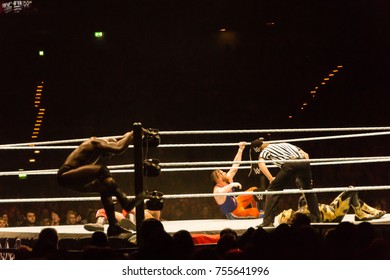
[259,143,303,168]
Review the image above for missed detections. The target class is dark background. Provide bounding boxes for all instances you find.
[1,0,390,205]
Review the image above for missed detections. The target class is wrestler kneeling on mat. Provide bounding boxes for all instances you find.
[211,142,263,219]
[275,185,386,225]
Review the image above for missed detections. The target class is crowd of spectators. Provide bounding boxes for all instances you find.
[0,198,228,229]
[0,190,389,229]
[2,216,390,260]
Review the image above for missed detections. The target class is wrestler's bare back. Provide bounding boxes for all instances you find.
[63,138,103,168]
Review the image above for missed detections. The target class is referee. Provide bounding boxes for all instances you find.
[250,139,321,227]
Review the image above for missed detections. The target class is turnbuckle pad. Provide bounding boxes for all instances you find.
[145,190,164,211]
[143,128,160,148]
[143,158,161,177]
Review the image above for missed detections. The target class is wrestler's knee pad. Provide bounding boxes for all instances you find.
[96,208,107,219]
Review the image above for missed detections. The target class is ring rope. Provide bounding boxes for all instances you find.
[159,127,390,135]
[0,185,390,204]
[1,126,390,147]
[112,156,390,171]
[0,146,79,150]
[1,130,390,150]
[269,131,390,144]
[1,156,390,176]
[163,185,390,199]
[158,156,390,167]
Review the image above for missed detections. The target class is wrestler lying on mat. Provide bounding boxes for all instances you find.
[84,190,164,232]
[211,141,263,219]
[275,185,386,225]
[84,207,161,232]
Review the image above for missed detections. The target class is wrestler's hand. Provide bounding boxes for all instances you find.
[142,127,159,136]
[142,128,160,148]
[299,149,309,159]
[230,182,242,189]
[238,142,246,150]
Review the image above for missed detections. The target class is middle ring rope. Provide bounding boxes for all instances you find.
[1,156,389,176]
[0,185,389,204]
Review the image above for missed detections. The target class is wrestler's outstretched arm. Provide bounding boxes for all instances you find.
[226,141,246,180]
[94,131,134,154]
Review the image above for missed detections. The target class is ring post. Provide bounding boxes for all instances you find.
[133,122,145,245]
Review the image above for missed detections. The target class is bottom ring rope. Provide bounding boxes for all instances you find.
[0,185,389,204]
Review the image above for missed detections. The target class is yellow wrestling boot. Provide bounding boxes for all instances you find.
[360,202,386,219]
[353,204,376,221]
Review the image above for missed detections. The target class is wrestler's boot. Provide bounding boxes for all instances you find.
[119,218,137,231]
[360,200,386,219]
[353,204,376,221]
[101,194,132,237]
[105,178,144,213]
[331,191,352,218]
[83,216,106,232]
[114,188,145,213]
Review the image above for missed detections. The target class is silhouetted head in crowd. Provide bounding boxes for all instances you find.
[31,227,59,259]
[290,212,311,229]
[90,231,109,247]
[172,229,195,259]
[220,228,238,239]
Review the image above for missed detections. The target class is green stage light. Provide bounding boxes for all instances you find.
[18,173,27,179]
[94,32,103,38]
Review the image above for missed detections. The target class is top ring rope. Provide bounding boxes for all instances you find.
[159,127,390,135]
[1,130,390,150]
[1,126,390,148]
[1,185,390,204]
[158,130,390,148]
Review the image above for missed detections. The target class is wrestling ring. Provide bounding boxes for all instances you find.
[1,124,390,254]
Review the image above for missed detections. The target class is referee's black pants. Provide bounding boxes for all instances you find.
[262,161,321,225]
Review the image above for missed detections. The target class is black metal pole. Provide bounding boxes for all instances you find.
[133,122,145,246]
